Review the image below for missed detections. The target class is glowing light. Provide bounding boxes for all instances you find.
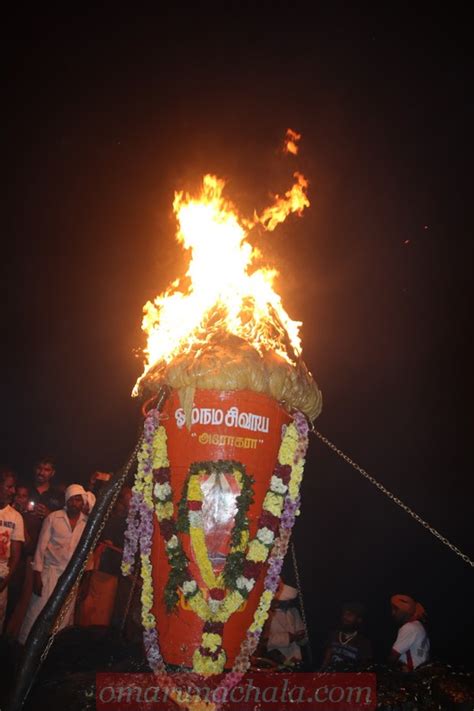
[283,128,301,155]
[134,150,311,395]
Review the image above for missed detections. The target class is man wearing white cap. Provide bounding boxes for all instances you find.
[265,581,307,665]
[19,484,94,644]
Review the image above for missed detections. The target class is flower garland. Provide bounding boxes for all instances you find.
[121,410,166,672]
[213,410,308,700]
[176,461,253,594]
[122,407,309,688]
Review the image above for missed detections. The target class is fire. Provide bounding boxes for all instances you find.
[255,172,309,232]
[283,128,301,155]
[133,168,310,395]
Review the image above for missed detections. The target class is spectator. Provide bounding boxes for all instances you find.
[0,468,25,634]
[29,456,65,519]
[27,456,65,554]
[76,486,131,627]
[389,593,430,671]
[18,484,93,644]
[86,471,111,497]
[321,602,372,670]
[13,485,30,516]
[263,582,307,666]
[82,490,97,516]
[4,484,33,633]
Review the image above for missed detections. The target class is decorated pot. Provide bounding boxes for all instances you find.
[122,387,309,679]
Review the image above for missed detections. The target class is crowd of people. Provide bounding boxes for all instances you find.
[0,458,133,647]
[255,583,429,672]
[0,459,430,673]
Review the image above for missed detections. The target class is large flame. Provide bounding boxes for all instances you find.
[133,166,310,395]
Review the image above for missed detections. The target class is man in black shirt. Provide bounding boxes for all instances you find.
[321,601,372,670]
[26,456,65,552]
[28,456,64,517]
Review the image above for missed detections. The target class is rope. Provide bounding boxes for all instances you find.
[313,429,474,568]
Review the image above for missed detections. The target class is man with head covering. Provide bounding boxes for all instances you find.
[389,594,430,671]
[18,484,93,644]
[321,601,372,670]
[82,489,96,515]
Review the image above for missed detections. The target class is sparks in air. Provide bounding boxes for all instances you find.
[134,137,311,394]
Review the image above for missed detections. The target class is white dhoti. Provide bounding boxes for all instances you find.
[267,607,306,662]
[18,565,76,644]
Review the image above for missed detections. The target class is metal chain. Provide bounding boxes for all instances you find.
[40,434,145,663]
[313,430,474,568]
[290,539,313,666]
[46,579,81,642]
[120,569,139,634]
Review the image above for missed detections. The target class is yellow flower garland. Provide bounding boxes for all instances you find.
[188,468,223,590]
[140,553,156,630]
[192,648,226,676]
[134,438,159,633]
[262,491,285,517]
[152,426,170,468]
[247,539,269,563]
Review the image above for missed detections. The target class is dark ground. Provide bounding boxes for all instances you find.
[1,626,473,710]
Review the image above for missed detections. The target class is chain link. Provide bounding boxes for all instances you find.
[313,430,474,568]
[120,569,140,634]
[290,539,313,666]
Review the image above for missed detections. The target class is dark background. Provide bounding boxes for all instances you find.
[2,7,472,666]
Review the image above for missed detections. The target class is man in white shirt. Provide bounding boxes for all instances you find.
[0,468,25,633]
[19,484,93,644]
[389,593,430,671]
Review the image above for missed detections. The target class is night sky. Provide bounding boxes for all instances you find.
[3,8,473,666]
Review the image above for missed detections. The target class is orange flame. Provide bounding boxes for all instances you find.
[254,172,309,232]
[133,170,310,394]
[283,128,301,155]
